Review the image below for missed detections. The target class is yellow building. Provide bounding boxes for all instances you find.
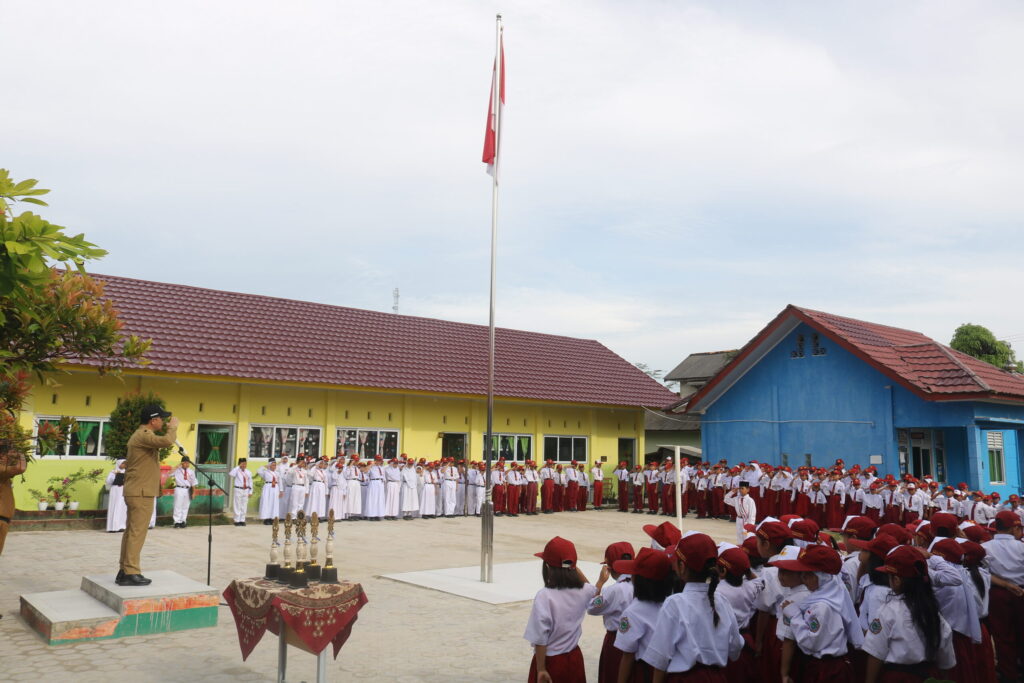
[16,274,676,512]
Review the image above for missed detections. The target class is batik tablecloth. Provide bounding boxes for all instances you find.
[223,577,367,660]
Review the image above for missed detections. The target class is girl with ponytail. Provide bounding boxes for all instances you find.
[645,532,743,682]
[862,545,955,683]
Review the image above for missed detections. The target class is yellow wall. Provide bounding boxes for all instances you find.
[14,370,645,511]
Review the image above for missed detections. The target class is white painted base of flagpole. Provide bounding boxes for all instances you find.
[382,561,603,605]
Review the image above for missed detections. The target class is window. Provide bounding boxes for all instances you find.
[35,417,112,457]
[811,333,827,356]
[335,428,400,460]
[250,425,322,460]
[543,435,587,463]
[987,431,1005,484]
[485,433,532,462]
[791,334,805,359]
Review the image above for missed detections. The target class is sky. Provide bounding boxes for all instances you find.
[5,1,1024,379]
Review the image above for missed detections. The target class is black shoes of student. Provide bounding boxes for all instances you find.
[116,573,152,586]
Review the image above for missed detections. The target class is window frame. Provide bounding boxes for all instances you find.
[543,435,588,463]
[987,431,1006,485]
[33,415,112,458]
[484,433,533,463]
[335,427,401,460]
[249,423,324,460]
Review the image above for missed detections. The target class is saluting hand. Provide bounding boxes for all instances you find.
[168,416,180,429]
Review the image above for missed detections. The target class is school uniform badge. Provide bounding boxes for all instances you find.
[808,616,821,633]
[618,617,630,633]
[591,596,604,608]
[869,618,882,635]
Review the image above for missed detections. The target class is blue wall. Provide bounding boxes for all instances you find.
[700,323,1024,493]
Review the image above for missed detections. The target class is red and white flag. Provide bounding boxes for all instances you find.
[482,33,505,178]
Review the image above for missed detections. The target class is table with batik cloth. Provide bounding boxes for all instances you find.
[223,577,367,683]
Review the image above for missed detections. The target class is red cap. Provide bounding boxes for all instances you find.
[535,536,577,569]
[602,541,635,566]
[913,522,935,543]
[674,533,718,571]
[779,514,802,525]
[717,547,751,576]
[849,533,900,558]
[930,538,964,564]
[831,515,877,540]
[790,519,820,543]
[770,544,842,574]
[877,523,913,545]
[643,521,682,549]
[929,512,958,535]
[963,525,993,543]
[613,547,672,580]
[878,545,928,578]
[995,510,1023,530]
[756,521,795,546]
[741,536,760,558]
[960,540,986,568]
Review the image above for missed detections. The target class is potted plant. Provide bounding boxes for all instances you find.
[28,488,49,511]
[45,467,104,512]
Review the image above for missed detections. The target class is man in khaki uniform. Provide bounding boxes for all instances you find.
[117,404,177,586]
[0,445,28,556]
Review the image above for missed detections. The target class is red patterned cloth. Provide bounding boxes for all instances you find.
[223,577,367,660]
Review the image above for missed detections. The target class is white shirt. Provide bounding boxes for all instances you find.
[590,466,604,482]
[173,467,198,488]
[228,466,253,490]
[724,491,756,527]
[523,584,597,656]
[716,577,763,629]
[644,582,744,672]
[586,576,634,631]
[983,533,1024,585]
[856,576,892,633]
[613,598,662,665]
[861,594,955,669]
[780,578,862,657]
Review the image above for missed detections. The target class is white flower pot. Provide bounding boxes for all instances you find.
[54,501,66,511]
[69,501,80,511]
[37,501,48,511]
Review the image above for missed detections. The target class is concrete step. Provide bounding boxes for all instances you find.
[21,571,220,645]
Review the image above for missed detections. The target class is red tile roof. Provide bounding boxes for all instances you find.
[686,305,1024,411]
[81,273,677,408]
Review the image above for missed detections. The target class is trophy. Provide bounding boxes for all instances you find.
[290,511,308,588]
[264,517,281,580]
[278,514,294,584]
[320,509,339,583]
[306,512,322,580]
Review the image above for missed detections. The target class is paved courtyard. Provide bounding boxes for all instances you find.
[0,512,736,682]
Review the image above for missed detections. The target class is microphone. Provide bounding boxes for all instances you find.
[176,441,188,457]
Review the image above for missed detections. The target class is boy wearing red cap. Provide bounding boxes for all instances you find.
[525,537,594,683]
[716,544,761,682]
[771,544,862,682]
[613,547,675,683]
[724,482,756,544]
[646,533,744,680]
[644,461,661,515]
[587,542,636,683]
[982,510,1024,681]
[590,461,604,510]
[540,460,555,514]
[631,465,645,514]
[612,461,630,513]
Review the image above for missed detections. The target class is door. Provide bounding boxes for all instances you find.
[442,433,467,461]
[909,430,933,479]
[196,424,233,510]
[618,438,636,468]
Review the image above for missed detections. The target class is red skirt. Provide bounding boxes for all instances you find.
[593,481,603,507]
[528,646,586,683]
[825,495,845,529]
[617,481,629,511]
[542,479,554,511]
[793,652,854,683]
[777,492,792,517]
[757,614,783,683]
[864,507,880,523]
[762,489,777,518]
[973,621,996,683]
[794,492,811,517]
[949,630,984,683]
[493,484,506,513]
[553,485,564,512]
[598,630,622,683]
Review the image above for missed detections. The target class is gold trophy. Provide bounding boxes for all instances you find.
[306,512,322,580]
[320,509,339,583]
[265,517,281,580]
[290,511,308,588]
[278,514,294,584]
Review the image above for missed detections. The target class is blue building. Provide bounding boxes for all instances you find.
[685,306,1024,496]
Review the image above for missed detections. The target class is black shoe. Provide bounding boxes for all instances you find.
[116,574,152,586]
[263,519,272,525]
[115,569,125,583]
[240,522,247,526]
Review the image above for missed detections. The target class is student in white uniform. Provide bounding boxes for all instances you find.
[771,543,863,681]
[327,460,346,521]
[982,510,1024,681]
[645,532,744,678]
[586,541,636,683]
[847,533,898,637]
[467,462,485,516]
[724,481,756,544]
[612,546,674,683]
[305,459,328,520]
[257,459,282,523]
[344,458,362,519]
[170,457,198,528]
[523,537,594,682]
[287,459,308,518]
[228,458,254,525]
[383,459,402,520]
[862,545,956,682]
[420,463,439,519]
[105,459,128,533]
[364,457,386,521]
[399,459,420,520]
[716,544,763,681]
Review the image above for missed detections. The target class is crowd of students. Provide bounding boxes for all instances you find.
[523,464,1024,682]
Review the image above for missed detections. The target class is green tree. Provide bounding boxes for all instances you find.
[105,391,173,462]
[950,323,1024,372]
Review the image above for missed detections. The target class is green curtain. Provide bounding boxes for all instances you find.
[75,422,97,455]
[519,437,530,459]
[205,431,226,464]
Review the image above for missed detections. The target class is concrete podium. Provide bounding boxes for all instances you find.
[20,570,218,645]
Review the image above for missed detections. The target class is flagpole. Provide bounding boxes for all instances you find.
[481,13,503,584]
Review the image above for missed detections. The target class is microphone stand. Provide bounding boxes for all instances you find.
[189,455,229,587]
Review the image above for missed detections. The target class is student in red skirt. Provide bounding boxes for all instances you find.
[631,466,645,514]
[613,547,675,683]
[553,465,565,512]
[959,540,995,683]
[824,471,847,530]
[808,482,826,527]
[752,521,798,683]
[846,478,864,517]
[982,510,1024,681]
[645,532,744,682]
[587,542,636,683]
[771,544,862,683]
[861,481,883,523]
[715,545,763,683]
[926,538,984,683]
[525,536,594,683]
[881,480,901,524]
[862,545,955,682]
[792,470,811,518]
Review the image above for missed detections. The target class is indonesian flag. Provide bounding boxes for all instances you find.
[482,33,505,178]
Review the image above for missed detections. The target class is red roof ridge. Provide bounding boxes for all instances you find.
[932,343,993,392]
[792,305,929,341]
